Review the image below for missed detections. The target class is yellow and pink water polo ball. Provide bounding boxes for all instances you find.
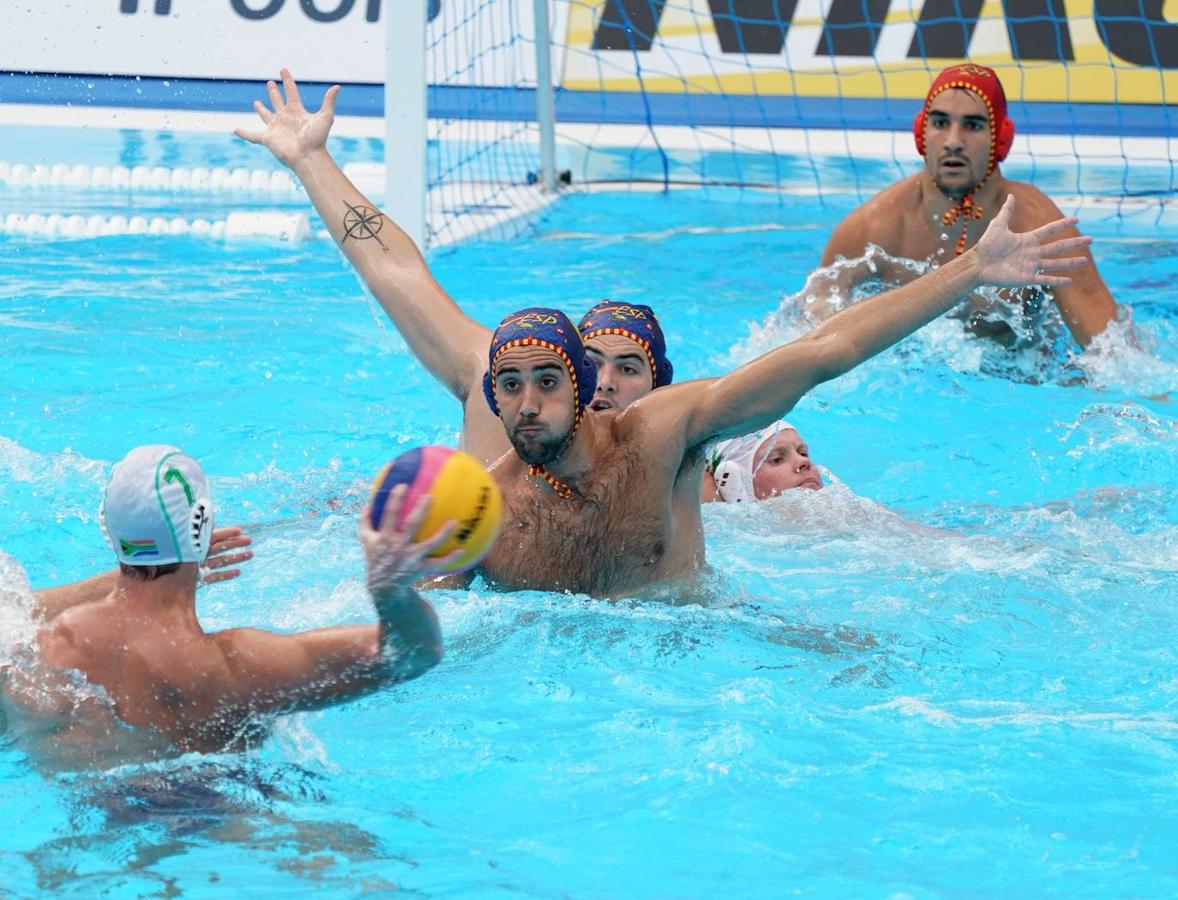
[368,446,502,573]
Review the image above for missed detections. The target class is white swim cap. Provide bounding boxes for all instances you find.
[709,421,795,503]
[99,445,214,566]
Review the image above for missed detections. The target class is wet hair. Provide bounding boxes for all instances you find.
[118,562,182,581]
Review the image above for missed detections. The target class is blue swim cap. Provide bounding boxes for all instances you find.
[483,307,597,422]
[577,301,673,388]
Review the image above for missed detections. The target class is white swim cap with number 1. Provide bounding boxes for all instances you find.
[99,445,214,566]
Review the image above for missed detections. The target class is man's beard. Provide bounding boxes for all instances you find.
[510,425,572,466]
[933,163,980,200]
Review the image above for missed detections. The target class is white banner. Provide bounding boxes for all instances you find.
[4,1,392,83]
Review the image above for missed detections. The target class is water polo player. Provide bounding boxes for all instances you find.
[241,71,1090,597]
[815,64,1117,349]
[577,301,673,413]
[704,421,823,503]
[2,444,454,768]
[237,76,683,472]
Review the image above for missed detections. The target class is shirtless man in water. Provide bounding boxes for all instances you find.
[238,75,826,506]
[1,445,454,769]
[814,64,1117,349]
[239,71,1089,597]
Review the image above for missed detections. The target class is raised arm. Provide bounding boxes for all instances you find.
[675,197,1091,447]
[213,487,459,717]
[235,70,491,399]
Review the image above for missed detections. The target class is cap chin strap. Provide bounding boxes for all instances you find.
[938,174,990,256]
[530,464,576,499]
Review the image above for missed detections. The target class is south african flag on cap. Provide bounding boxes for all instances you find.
[119,538,159,558]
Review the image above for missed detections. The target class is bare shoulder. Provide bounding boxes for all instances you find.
[212,626,283,660]
[615,380,694,438]
[41,600,112,651]
[616,378,748,489]
[1003,179,1067,228]
[822,175,921,263]
[611,384,698,467]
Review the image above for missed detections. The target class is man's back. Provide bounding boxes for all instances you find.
[5,593,247,760]
[3,444,450,773]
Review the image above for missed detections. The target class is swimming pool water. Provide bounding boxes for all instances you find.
[1,125,1176,896]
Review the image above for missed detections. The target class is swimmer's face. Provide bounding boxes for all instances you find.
[493,344,577,466]
[925,88,991,198]
[752,429,823,498]
[585,333,654,412]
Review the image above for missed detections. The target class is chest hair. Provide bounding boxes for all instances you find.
[483,444,668,595]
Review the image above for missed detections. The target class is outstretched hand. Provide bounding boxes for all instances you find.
[234,68,340,170]
[974,195,1092,288]
[361,487,464,601]
[198,526,254,588]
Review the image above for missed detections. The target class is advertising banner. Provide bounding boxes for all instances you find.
[562,0,1178,105]
[1,1,1173,121]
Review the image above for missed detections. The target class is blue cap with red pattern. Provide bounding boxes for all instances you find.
[577,300,673,388]
[483,307,597,421]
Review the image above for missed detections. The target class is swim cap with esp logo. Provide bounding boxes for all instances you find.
[100,445,214,566]
[483,307,598,422]
[577,300,674,388]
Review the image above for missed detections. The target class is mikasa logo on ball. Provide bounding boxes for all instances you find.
[455,486,490,543]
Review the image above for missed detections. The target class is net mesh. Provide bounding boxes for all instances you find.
[424,0,1177,245]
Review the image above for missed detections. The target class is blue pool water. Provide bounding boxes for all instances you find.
[1,126,1176,896]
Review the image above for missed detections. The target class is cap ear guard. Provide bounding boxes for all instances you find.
[656,358,674,389]
[190,498,213,564]
[913,110,927,158]
[577,355,597,412]
[483,369,499,416]
[994,116,1015,162]
[713,460,749,503]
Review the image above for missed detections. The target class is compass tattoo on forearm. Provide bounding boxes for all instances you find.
[342,201,388,251]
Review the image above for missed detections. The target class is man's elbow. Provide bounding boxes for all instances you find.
[391,639,443,684]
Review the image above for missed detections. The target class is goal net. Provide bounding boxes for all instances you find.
[421,0,1176,245]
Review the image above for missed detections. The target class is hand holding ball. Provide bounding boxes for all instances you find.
[369,446,502,573]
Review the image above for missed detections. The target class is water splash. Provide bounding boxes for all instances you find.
[0,436,106,518]
[728,245,1176,392]
[1073,317,1178,394]
[0,550,36,662]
